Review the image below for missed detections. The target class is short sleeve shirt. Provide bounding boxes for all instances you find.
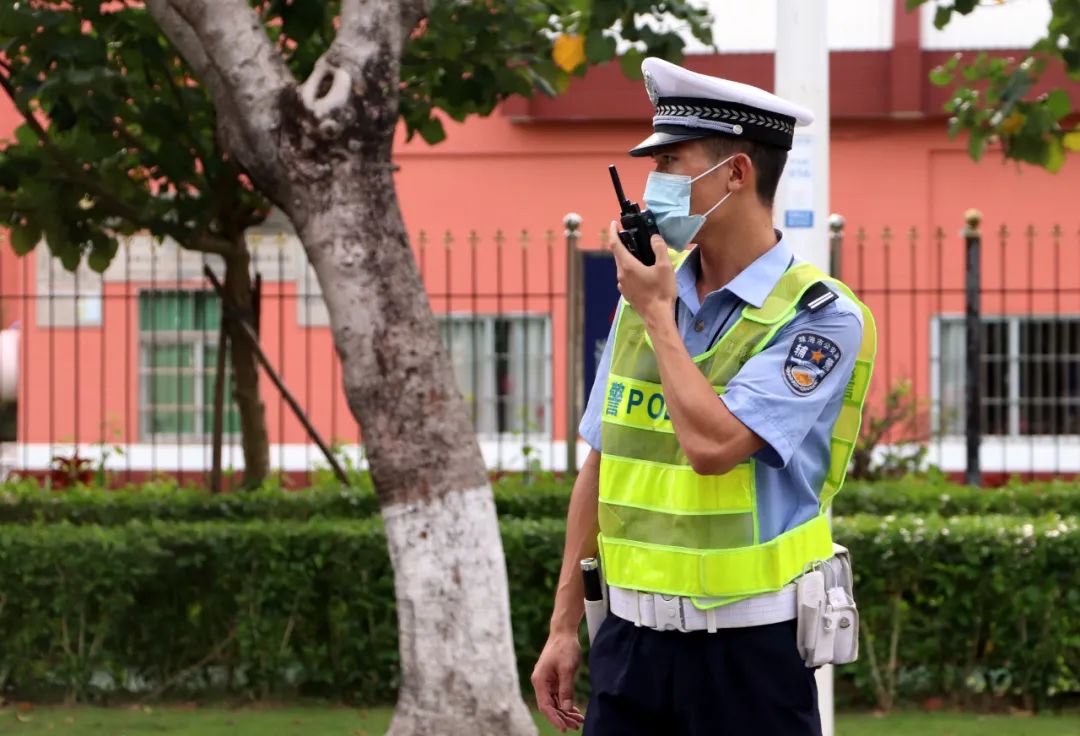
[579,234,864,543]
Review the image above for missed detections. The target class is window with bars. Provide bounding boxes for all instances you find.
[438,315,552,437]
[935,316,1080,437]
[139,291,239,441]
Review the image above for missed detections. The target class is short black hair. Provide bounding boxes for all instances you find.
[704,136,787,207]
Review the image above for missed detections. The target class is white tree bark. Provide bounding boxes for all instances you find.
[147,1,537,733]
[384,487,536,736]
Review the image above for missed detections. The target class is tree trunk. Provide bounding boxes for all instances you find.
[143,1,536,730]
[289,163,534,735]
[221,246,270,489]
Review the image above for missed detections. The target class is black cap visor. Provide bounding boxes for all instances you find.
[628,128,713,157]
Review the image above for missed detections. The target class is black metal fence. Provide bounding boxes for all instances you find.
[0,224,569,486]
[831,213,1080,483]
[0,211,1077,486]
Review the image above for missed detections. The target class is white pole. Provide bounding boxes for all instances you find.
[775,0,830,271]
[775,2,833,735]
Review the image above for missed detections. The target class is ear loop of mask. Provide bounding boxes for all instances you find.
[693,154,736,218]
[689,154,735,184]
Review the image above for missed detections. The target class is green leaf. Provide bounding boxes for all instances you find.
[14,124,39,150]
[584,30,616,65]
[1063,127,1080,152]
[1044,136,1065,173]
[418,116,446,145]
[10,224,40,255]
[619,49,646,81]
[904,0,926,10]
[933,6,953,30]
[87,233,117,273]
[929,66,953,86]
[967,132,986,162]
[526,67,558,98]
[1045,89,1071,121]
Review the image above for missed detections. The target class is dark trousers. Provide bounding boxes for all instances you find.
[584,615,821,736]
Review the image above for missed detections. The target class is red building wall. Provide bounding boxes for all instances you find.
[3,49,1079,470]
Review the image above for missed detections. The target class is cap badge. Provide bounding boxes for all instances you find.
[643,69,659,107]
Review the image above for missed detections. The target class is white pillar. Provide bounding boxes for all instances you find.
[775,2,833,734]
[774,0,830,272]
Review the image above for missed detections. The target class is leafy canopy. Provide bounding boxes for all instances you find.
[0,0,713,271]
[909,0,1080,171]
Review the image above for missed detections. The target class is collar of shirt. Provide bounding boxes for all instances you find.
[674,231,793,313]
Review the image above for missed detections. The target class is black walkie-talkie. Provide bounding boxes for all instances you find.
[609,164,659,266]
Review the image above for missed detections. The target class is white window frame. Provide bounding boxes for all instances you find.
[137,291,236,442]
[931,314,1080,439]
[437,313,553,439]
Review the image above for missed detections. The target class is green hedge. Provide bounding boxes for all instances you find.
[0,475,573,525]
[2,476,1078,525]
[0,513,1076,709]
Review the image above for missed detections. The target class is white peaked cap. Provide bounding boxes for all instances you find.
[630,57,815,156]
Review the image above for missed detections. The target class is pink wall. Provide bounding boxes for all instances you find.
[5,95,1080,451]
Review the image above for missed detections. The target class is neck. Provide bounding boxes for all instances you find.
[694,208,777,295]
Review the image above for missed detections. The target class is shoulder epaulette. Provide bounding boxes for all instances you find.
[800,281,839,313]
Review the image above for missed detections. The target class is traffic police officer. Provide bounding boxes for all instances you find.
[531,57,876,735]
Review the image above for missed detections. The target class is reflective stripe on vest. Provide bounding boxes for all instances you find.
[598,249,877,601]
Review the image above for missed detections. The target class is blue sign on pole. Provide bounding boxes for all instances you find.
[785,210,814,228]
[582,251,620,403]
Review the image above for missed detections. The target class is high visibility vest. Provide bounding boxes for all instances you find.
[597,249,877,604]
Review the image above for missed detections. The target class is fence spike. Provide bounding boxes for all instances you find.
[494,229,505,249]
[855,226,866,247]
[519,228,529,249]
[443,230,454,249]
[417,230,428,247]
[468,230,479,249]
[1050,223,1062,244]
[545,229,555,248]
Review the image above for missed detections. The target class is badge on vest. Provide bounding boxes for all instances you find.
[783,333,841,395]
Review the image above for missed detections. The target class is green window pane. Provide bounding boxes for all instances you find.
[139,292,236,439]
[203,406,241,435]
[140,291,220,331]
[147,344,194,369]
[145,408,197,436]
[147,372,195,406]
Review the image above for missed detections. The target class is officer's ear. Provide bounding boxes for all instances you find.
[727,152,754,193]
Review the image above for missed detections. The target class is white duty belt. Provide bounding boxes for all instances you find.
[607,552,851,633]
[608,584,797,632]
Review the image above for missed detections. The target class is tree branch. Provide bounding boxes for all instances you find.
[186,231,237,256]
[0,68,161,231]
[145,0,292,192]
[297,0,425,127]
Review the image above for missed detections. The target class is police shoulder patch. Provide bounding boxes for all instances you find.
[783,333,842,395]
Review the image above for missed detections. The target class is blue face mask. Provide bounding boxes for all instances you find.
[643,156,734,250]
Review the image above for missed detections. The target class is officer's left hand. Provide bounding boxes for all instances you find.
[607,222,676,323]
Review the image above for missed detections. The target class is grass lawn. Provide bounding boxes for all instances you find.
[0,704,1077,735]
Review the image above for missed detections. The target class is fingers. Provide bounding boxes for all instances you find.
[608,221,632,271]
[555,664,584,730]
[650,233,667,261]
[606,221,620,253]
[557,664,576,713]
[533,668,580,732]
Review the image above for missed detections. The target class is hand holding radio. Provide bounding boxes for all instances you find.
[608,165,660,266]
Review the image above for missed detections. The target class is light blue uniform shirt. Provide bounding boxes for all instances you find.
[579,234,864,543]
